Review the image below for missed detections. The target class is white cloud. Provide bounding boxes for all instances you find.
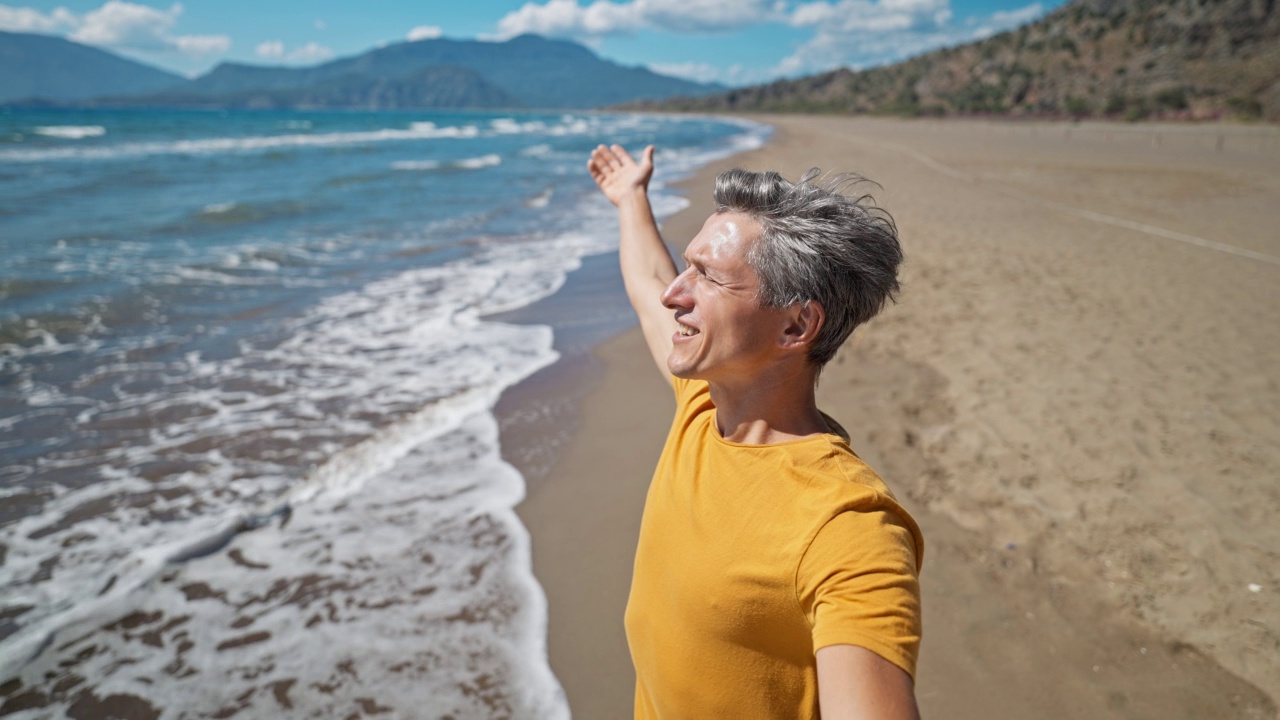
[255,39,284,59]
[494,0,776,39]
[0,2,228,56]
[172,33,228,53]
[0,5,77,33]
[254,39,332,64]
[313,18,325,30]
[775,0,1046,77]
[647,61,768,86]
[492,0,1047,83]
[987,2,1042,28]
[287,41,332,62]
[790,0,949,34]
[406,24,443,41]
[648,61,720,83]
[70,1,180,49]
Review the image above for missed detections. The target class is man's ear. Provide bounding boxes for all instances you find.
[779,301,824,351]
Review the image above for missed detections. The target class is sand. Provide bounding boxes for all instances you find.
[509,116,1280,719]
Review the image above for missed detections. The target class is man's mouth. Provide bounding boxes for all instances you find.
[677,324,699,337]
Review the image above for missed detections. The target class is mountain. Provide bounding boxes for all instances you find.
[172,35,720,109]
[98,65,521,110]
[3,32,723,110]
[635,0,1279,121]
[0,31,185,102]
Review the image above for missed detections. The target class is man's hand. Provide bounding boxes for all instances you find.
[588,144,655,207]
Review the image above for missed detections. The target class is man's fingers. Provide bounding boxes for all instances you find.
[610,144,636,167]
[641,145,655,168]
[591,144,624,172]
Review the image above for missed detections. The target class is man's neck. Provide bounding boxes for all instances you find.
[706,365,830,445]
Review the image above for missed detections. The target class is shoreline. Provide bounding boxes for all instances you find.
[497,142,753,718]
[502,115,1280,718]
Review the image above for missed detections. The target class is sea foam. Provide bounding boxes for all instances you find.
[0,122,479,162]
[0,109,773,716]
[33,125,105,139]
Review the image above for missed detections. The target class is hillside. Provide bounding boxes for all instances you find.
[0,31,184,103]
[3,33,723,110]
[639,0,1279,121]
[93,66,521,110]
[172,34,720,110]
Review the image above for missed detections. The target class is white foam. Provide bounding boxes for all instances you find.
[202,202,236,214]
[410,121,480,138]
[5,411,569,718]
[455,153,502,169]
[490,117,547,134]
[0,229,607,686]
[169,266,281,285]
[33,125,105,139]
[521,143,552,157]
[525,188,553,208]
[0,122,480,163]
[391,159,441,171]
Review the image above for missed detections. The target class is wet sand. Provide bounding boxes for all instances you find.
[509,116,1280,719]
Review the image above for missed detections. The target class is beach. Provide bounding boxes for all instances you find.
[509,116,1280,718]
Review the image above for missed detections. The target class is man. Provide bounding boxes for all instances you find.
[587,142,923,720]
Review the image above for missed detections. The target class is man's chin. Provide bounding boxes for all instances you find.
[665,360,698,380]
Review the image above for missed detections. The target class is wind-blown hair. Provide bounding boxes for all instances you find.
[713,167,902,367]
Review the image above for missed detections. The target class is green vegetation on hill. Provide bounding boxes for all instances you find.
[636,0,1279,121]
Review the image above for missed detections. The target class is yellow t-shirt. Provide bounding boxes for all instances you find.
[625,377,924,719]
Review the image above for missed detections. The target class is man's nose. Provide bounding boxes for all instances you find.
[661,268,692,310]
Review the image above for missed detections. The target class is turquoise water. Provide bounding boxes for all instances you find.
[0,107,767,717]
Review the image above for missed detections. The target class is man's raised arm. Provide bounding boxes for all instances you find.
[587,144,679,382]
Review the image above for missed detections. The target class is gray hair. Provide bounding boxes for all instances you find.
[713,167,902,367]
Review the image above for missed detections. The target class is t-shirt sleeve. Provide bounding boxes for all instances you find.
[796,507,922,678]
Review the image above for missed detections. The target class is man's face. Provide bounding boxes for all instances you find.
[661,212,791,383]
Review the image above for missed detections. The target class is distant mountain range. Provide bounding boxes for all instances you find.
[0,32,723,110]
[0,31,185,101]
[633,0,1280,121]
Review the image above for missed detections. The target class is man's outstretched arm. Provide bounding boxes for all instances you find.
[587,144,679,381]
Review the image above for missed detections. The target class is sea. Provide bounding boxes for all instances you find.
[0,108,768,718]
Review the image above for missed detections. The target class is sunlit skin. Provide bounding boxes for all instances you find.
[661,213,791,384]
[587,142,920,719]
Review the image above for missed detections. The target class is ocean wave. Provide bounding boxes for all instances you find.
[0,121,480,163]
[0,225,610,658]
[525,188,553,208]
[390,159,440,171]
[455,153,502,169]
[33,125,106,139]
[392,154,501,172]
[490,117,547,134]
[411,121,479,138]
[186,198,309,227]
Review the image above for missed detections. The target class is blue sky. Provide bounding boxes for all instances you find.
[1,0,1064,84]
